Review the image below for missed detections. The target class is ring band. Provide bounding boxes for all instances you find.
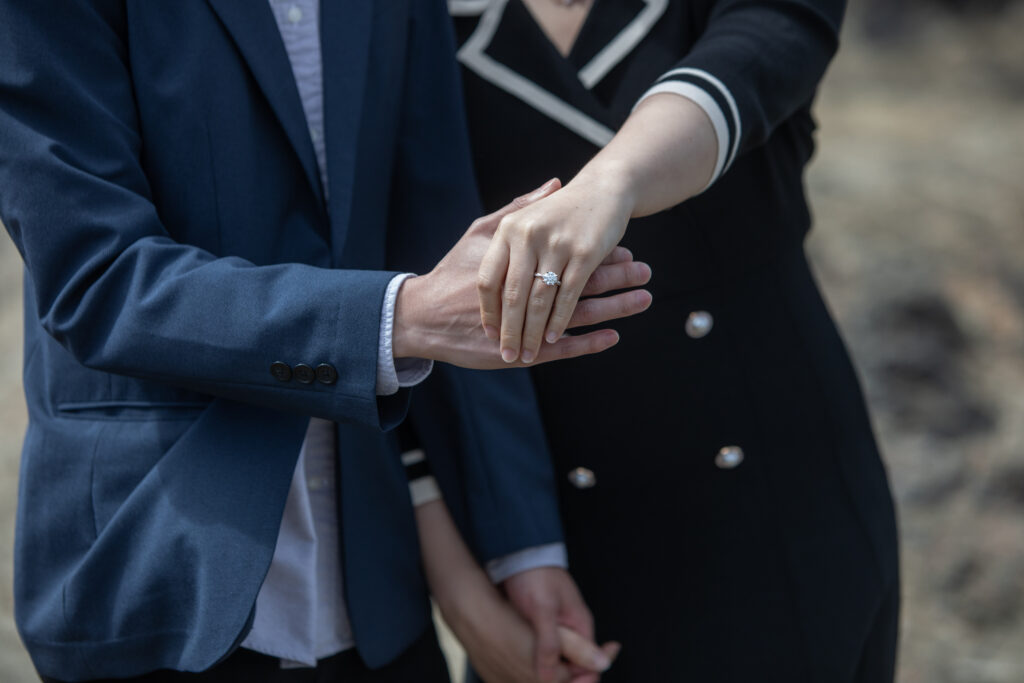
[535,271,562,287]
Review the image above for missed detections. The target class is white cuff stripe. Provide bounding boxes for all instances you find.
[400,449,426,467]
[635,81,730,191]
[448,0,491,15]
[658,67,742,169]
[409,475,442,507]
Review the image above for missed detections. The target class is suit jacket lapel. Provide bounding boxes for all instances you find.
[321,0,373,263]
[207,0,327,209]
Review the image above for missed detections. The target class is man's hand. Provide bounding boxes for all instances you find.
[504,568,619,683]
[392,179,652,368]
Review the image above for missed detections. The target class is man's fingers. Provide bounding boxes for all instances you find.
[477,239,510,340]
[543,259,590,344]
[534,329,620,364]
[580,260,651,298]
[558,627,612,674]
[568,290,653,330]
[600,246,633,266]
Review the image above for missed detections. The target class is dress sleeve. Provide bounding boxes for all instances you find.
[635,0,846,187]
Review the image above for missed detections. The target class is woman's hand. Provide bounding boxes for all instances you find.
[393,179,652,369]
[477,93,719,365]
[476,168,637,365]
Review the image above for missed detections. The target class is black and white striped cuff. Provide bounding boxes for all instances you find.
[634,67,742,191]
[402,449,442,506]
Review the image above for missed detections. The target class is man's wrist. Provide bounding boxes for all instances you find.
[393,274,429,359]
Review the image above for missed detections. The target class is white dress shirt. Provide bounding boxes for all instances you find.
[243,1,565,668]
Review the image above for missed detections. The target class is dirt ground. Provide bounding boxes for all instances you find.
[1,4,1023,681]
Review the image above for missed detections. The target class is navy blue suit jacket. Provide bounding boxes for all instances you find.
[0,1,562,679]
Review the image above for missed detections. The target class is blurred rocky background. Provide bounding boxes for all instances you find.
[1,1,1022,680]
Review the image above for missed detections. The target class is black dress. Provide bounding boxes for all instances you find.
[451,1,899,681]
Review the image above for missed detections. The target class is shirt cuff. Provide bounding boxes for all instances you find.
[633,67,742,192]
[377,273,434,396]
[485,543,569,584]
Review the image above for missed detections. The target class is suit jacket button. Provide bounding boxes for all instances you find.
[270,361,292,382]
[568,467,596,489]
[294,363,315,384]
[685,311,714,339]
[715,446,745,469]
[316,363,338,385]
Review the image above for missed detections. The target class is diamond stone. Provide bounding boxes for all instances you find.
[541,272,560,286]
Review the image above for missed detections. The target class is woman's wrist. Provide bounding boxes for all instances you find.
[570,158,641,218]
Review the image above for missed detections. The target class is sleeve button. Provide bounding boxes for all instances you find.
[316,363,338,385]
[293,363,315,384]
[270,361,292,382]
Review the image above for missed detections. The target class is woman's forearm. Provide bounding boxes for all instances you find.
[573,92,718,219]
[414,499,491,620]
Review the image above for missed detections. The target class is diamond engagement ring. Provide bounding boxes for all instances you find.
[535,271,562,287]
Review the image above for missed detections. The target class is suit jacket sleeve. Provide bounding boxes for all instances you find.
[637,0,846,185]
[386,0,564,563]
[0,0,401,428]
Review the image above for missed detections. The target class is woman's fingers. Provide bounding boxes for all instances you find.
[567,642,623,683]
[477,238,510,340]
[568,289,653,330]
[499,249,538,362]
[543,258,591,344]
[520,261,564,363]
[476,179,561,340]
[558,627,614,674]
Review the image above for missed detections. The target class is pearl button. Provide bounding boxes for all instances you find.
[287,5,303,23]
[568,467,596,489]
[685,311,714,339]
[715,446,745,469]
